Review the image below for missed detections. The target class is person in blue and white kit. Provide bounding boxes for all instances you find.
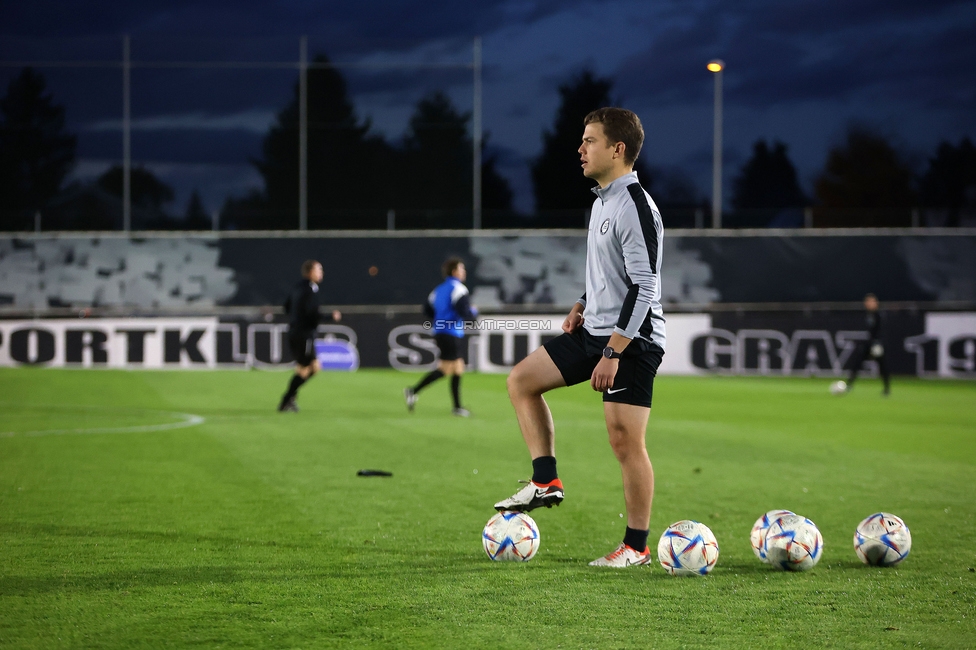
[494,108,667,567]
[404,257,478,417]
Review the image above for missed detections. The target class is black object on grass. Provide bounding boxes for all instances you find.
[357,470,393,477]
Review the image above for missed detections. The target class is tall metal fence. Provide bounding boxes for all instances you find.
[0,35,485,231]
[5,37,969,234]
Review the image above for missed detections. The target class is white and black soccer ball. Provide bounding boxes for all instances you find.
[830,380,848,395]
[657,520,719,576]
[482,511,540,562]
[854,512,912,567]
[750,509,795,563]
[764,514,823,571]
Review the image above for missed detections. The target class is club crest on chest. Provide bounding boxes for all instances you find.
[600,218,610,234]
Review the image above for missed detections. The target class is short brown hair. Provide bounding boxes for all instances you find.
[301,259,320,277]
[442,256,464,278]
[584,107,644,166]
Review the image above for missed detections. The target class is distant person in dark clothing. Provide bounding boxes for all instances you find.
[846,293,890,395]
[404,257,478,416]
[278,260,342,412]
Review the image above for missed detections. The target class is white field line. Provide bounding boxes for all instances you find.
[0,412,205,437]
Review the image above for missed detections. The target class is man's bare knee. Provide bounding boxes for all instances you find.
[608,433,634,462]
[507,363,538,399]
[606,423,646,462]
[506,365,526,398]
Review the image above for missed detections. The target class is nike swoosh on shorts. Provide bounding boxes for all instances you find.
[606,387,627,394]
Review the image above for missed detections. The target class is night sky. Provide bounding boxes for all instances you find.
[2,0,974,216]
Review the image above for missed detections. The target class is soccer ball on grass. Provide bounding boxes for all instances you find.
[482,511,540,562]
[764,514,823,571]
[657,520,719,576]
[750,509,795,562]
[830,380,848,395]
[854,512,911,566]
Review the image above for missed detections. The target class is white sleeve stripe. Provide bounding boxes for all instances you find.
[450,283,469,304]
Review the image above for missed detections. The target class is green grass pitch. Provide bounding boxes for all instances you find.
[1,367,975,648]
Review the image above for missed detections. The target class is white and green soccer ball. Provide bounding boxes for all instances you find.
[854,512,912,566]
[830,380,848,395]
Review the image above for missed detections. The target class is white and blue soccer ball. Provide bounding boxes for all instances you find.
[830,380,848,395]
[854,512,912,567]
[482,511,540,562]
[750,509,796,562]
[657,520,719,576]
[764,514,823,571]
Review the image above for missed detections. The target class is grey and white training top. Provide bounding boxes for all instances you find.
[578,171,666,351]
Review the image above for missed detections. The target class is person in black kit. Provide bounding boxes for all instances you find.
[278,260,342,412]
[846,293,891,395]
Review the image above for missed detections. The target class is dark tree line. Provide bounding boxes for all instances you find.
[1,64,974,231]
[813,127,917,227]
[0,68,76,230]
[728,140,807,227]
[0,67,213,230]
[731,128,976,228]
[531,70,693,227]
[222,56,514,230]
[917,138,976,228]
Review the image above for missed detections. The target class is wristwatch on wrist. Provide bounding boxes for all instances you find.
[602,346,621,360]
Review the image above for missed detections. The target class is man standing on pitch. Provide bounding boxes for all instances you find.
[278,260,341,412]
[404,257,477,417]
[494,108,666,567]
[845,293,891,396]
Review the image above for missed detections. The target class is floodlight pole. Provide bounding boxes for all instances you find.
[709,60,724,229]
[299,36,308,231]
[123,35,131,232]
[472,37,482,230]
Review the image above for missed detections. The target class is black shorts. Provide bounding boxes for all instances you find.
[435,333,465,362]
[543,327,664,408]
[288,330,317,366]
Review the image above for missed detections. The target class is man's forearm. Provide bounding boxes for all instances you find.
[607,331,632,354]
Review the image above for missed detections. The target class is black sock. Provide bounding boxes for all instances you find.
[451,375,461,409]
[281,374,306,405]
[623,526,649,553]
[531,456,558,484]
[413,370,444,393]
